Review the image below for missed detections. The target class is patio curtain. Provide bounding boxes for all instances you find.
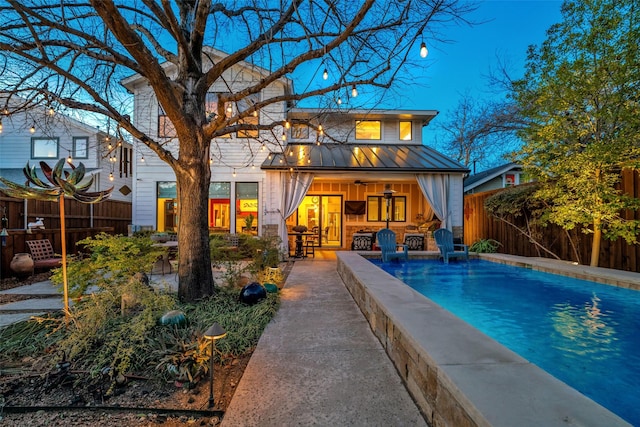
[416,173,450,229]
[279,171,314,249]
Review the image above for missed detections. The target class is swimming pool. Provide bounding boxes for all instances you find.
[370,258,640,426]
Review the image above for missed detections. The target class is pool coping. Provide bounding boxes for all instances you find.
[336,251,632,427]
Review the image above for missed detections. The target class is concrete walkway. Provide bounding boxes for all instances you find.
[1,256,427,426]
[221,258,426,426]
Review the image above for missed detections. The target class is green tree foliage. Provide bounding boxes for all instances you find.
[512,0,640,266]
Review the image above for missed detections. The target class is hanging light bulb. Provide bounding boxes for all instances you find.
[318,124,324,135]
[232,168,237,177]
[226,104,233,114]
[268,154,272,160]
[307,157,311,164]
[251,163,256,170]
[108,142,113,150]
[420,41,428,58]
[48,106,55,116]
[253,110,258,117]
[209,157,213,165]
[282,133,287,141]
[261,143,266,151]
[288,149,293,156]
[322,68,328,80]
[2,107,8,115]
[117,140,122,147]
[30,123,35,133]
[67,154,73,164]
[351,85,358,97]
[140,155,145,162]
[0,119,3,133]
[316,140,321,146]
[109,172,114,181]
[289,167,294,172]
[284,120,290,129]
[337,97,342,105]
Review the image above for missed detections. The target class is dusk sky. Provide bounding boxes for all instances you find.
[415,0,564,158]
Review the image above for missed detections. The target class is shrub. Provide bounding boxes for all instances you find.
[469,238,501,253]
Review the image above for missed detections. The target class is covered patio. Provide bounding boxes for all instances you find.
[261,143,469,252]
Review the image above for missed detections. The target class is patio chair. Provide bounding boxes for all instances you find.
[433,228,469,263]
[377,228,408,262]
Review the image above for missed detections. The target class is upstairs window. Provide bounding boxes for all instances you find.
[355,120,381,140]
[399,121,412,141]
[31,137,58,159]
[158,104,177,138]
[73,137,89,159]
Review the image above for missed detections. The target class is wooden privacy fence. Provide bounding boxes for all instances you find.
[464,169,640,273]
[0,196,131,278]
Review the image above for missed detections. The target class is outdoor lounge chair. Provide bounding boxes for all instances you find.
[433,228,469,263]
[377,228,408,262]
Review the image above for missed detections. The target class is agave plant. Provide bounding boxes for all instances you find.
[0,159,113,320]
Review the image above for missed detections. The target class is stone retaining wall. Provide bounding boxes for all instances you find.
[336,252,630,427]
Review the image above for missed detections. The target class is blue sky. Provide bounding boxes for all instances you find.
[413,0,564,152]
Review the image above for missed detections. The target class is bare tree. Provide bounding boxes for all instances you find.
[0,0,473,301]
[434,92,523,170]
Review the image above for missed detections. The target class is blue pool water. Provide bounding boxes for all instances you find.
[370,258,640,426]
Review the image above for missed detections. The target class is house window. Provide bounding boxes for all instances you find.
[355,120,381,140]
[158,104,177,138]
[73,137,88,159]
[206,92,232,138]
[291,123,309,140]
[367,195,406,222]
[236,94,260,138]
[31,137,59,159]
[209,182,231,232]
[236,182,259,233]
[399,121,412,141]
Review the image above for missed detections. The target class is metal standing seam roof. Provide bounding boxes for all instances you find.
[260,144,469,173]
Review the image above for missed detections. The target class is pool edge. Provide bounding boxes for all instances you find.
[337,252,632,427]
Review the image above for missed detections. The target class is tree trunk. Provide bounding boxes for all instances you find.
[175,157,214,302]
[590,218,602,267]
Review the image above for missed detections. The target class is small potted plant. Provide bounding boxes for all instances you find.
[292,225,308,233]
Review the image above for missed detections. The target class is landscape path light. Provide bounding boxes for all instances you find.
[204,322,227,408]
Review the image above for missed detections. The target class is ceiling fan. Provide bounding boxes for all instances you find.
[354,179,375,186]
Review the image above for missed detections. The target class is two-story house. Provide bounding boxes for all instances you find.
[122,50,468,251]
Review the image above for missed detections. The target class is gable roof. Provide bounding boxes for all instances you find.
[261,143,468,173]
[463,163,522,192]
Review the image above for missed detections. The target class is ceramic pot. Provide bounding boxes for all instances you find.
[10,253,34,276]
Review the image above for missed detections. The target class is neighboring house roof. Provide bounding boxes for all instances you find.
[261,143,468,173]
[463,162,522,193]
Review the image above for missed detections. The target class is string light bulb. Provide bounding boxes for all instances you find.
[232,168,237,177]
[318,124,324,135]
[322,68,328,80]
[140,155,145,162]
[48,106,55,116]
[420,41,428,58]
[67,154,72,164]
[209,157,213,165]
[284,120,290,129]
[0,119,3,133]
[261,143,266,151]
[109,172,114,181]
[282,133,287,141]
[351,85,358,97]
[337,97,342,105]
[30,123,36,133]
